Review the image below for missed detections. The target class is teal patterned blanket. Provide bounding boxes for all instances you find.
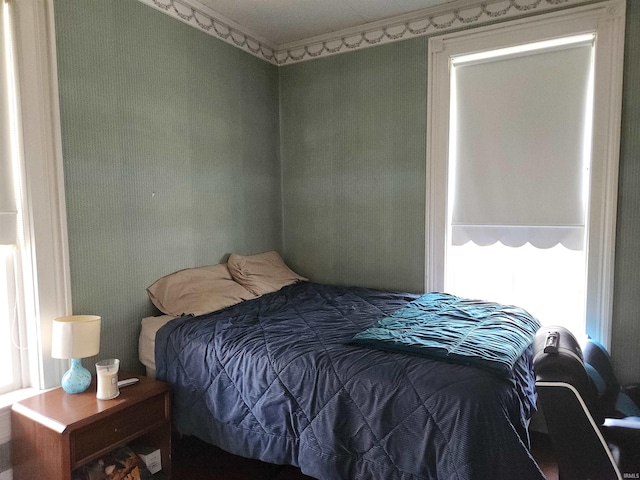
[350,292,541,375]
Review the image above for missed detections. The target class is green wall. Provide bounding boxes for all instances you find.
[279,2,640,383]
[54,0,282,372]
[611,0,640,385]
[279,41,427,292]
[54,0,640,383]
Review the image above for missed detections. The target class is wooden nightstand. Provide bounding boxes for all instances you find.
[11,373,171,480]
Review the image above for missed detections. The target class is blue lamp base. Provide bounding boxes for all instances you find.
[61,358,92,394]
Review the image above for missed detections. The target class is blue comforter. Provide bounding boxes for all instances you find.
[155,282,543,480]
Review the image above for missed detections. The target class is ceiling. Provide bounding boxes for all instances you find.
[196,0,461,46]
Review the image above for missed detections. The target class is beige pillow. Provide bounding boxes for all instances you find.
[147,263,257,316]
[227,251,306,296]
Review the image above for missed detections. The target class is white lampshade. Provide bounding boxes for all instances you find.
[51,315,101,359]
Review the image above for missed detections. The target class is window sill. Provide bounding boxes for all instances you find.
[0,388,48,444]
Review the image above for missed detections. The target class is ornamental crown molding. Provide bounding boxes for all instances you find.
[138,0,610,65]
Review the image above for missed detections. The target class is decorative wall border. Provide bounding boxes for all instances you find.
[137,0,279,62]
[137,0,605,65]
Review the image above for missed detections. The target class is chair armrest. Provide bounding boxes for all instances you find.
[603,417,640,429]
[601,418,640,446]
[602,418,640,474]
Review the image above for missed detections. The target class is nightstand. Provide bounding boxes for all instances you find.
[11,373,171,480]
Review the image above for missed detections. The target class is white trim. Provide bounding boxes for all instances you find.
[425,34,449,292]
[425,0,625,348]
[582,0,626,350]
[9,0,70,389]
[536,381,622,479]
[133,0,612,65]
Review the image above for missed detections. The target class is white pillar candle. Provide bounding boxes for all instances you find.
[95,359,120,400]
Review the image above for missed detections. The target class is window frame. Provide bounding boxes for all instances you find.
[425,0,626,349]
[2,0,70,394]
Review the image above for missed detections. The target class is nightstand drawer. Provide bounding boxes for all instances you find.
[71,393,166,467]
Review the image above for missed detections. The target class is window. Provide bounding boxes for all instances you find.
[447,35,593,337]
[1,0,23,395]
[426,1,625,348]
[0,0,70,398]
[0,248,22,394]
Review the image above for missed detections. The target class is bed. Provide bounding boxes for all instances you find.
[141,252,545,480]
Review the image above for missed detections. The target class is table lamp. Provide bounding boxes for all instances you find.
[51,315,101,394]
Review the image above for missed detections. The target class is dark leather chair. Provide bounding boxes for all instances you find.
[583,339,640,476]
[533,326,640,480]
[583,339,640,420]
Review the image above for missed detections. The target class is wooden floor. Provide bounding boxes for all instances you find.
[172,432,559,479]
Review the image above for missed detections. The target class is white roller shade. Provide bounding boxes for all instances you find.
[450,40,593,250]
[0,2,16,246]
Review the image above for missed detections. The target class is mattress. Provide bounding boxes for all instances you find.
[138,314,175,377]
